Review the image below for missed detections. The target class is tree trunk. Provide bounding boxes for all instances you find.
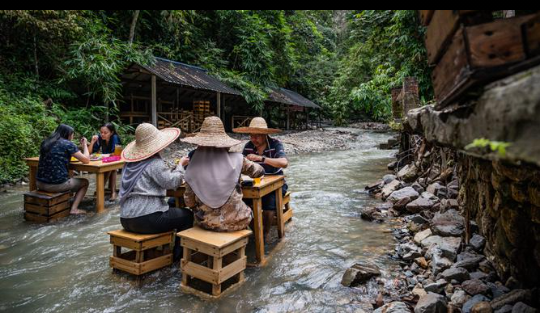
[128,10,140,45]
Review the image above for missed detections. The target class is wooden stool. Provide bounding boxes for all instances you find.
[178,226,252,299]
[283,191,293,223]
[24,190,72,223]
[107,230,174,276]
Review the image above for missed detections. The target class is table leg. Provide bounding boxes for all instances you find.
[29,166,37,191]
[252,198,266,266]
[276,187,284,239]
[96,172,105,213]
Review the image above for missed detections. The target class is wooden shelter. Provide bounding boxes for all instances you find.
[266,87,321,130]
[119,57,243,133]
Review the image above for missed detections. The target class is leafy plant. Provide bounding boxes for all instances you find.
[465,138,511,157]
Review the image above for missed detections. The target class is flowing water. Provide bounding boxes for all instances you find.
[0,129,400,313]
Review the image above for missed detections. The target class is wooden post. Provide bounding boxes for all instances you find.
[216,92,221,120]
[286,105,290,130]
[151,75,157,126]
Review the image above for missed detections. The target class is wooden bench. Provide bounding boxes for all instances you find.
[107,230,174,277]
[283,192,293,224]
[177,226,251,299]
[24,190,72,223]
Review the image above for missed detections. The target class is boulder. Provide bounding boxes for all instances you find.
[341,262,381,287]
[414,292,447,313]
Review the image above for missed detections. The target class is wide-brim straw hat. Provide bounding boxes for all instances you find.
[181,116,241,148]
[122,123,181,162]
[233,117,281,134]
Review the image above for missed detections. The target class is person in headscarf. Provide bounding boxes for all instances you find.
[182,116,264,232]
[233,117,288,240]
[118,123,192,260]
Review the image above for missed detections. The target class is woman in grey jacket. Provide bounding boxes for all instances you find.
[118,123,192,259]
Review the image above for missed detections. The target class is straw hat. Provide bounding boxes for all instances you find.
[122,123,180,162]
[233,117,281,134]
[181,116,241,148]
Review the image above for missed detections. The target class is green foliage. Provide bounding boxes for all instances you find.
[0,90,57,182]
[465,138,511,158]
[0,10,434,182]
[329,10,432,123]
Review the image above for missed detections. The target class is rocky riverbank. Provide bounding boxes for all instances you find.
[162,125,388,163]
[343,134,539,313]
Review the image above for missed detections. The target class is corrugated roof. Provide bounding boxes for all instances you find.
[139,57,242,96]
[267,87,321,109]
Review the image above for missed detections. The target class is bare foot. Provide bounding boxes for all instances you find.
[109,193,117,201]
[70,209,87,215]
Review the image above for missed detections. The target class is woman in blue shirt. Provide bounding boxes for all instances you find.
[37,124,90,214]
[89,123,122,201]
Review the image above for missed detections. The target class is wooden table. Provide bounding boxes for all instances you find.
[24,157,125,213]
[167,175,285,266]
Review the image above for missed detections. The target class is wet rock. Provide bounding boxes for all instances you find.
[430,209,465,237]
[430,248,454,275]
[424,279,447,294]
[388,187,419,206]
[463,295,490,313]
[374,301,412,313]
[471,301,492,313]
[366,180,385,193]
[415,257,429,269]
[398,164,419,183]
[494,305,513,313]
[441,199,459,210]
[462,279,490,296]
[361,207,384,222]
[414,292,447,313]
[413,285,428,299]
[469,234,486,252]
[451,289,471,307]
[383,174,397,184]
[383,180,402,199]
[511,302,536,313]
[406,198,436,214]
[421,235,461,260]
[341,262,381,287]
[490,289,532,311]
[414,229,433,244]
[439,267,470,283]
[454,256,484,271]
[427,182,447,199]
[398,242,422,261]
[486,282,509,299]
[412,182,425,194]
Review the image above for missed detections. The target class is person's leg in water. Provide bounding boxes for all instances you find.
[109,171,117,201]
[261,184,288,242]
[70,178,89,214]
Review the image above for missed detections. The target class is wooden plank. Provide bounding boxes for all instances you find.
[275,187,284,238]
[24,191,71,206]
[419,10,435,26]
[252,198,265,265]
[182,260,219,284]
[432,14,537,107]
[139,254,173,274]
[218,256,246,284]
[177,226,251,249]
[523,14,540,57]
[25,200,69,215]
[181,237,220,257]
[425,10,461,65]
[467,15,532,68]
[24,208,70,223]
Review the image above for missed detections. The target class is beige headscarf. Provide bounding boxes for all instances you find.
[184,147,243,208]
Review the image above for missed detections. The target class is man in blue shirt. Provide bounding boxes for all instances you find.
[234,117,288,241]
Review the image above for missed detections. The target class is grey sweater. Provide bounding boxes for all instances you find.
[120,158,184,218]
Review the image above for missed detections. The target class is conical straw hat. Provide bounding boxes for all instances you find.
[122,123,180,162]
[181,116,241,148]
[233,117,281,134]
